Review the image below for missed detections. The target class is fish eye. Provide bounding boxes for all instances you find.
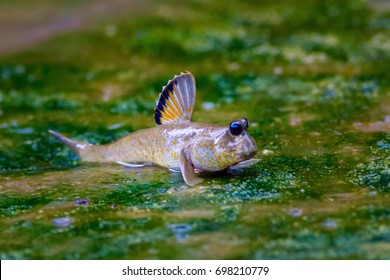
[229,121,243,136]
[241,118,249,129]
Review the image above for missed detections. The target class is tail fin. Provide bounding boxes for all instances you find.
[49,130,92,157]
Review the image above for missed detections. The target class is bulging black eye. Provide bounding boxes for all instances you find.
[242,118,249,129]
[229,121,243,136]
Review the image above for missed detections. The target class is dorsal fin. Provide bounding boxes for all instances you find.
[154,71,196,125]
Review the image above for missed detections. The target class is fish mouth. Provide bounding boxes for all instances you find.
[237,150,257,160]
[248,150,257,157]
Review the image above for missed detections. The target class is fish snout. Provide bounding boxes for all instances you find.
[236,144,257,160]
[245,147,257,159]
[236,136,257,159]
[245,137,258,158]
[249,150,257,157]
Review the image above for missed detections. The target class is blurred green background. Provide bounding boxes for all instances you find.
[0,0,389,259]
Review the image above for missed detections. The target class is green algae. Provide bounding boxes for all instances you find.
[350,139,390,192]
[0,0,390,259]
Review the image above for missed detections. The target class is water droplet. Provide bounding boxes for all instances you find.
[262,149,274,155]
[52,217,73,227]
[201,102,215,110]
[289,117,302,126]
[175,185,188,192]
[274,66,283,75]
[168,224,191,241]
[363,173,377,179]
[223,184,232,191]
[377,141,389,148]
[21,221,32,228]
[157,188,167,193]
[322,219,337,230]
[12,127,35,135]
[324,88,335,98]
[288,208,302,217]
[108,123,123,130]
[74,198,89,206]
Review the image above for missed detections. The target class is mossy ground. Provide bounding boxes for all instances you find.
[0,0,389,259]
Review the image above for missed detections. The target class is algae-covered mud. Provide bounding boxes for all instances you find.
[0,0,389,259]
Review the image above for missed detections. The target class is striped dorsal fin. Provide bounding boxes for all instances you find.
[154,72,196,125]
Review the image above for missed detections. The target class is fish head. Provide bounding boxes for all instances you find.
[191,118,257,171]
[215,118,258,168]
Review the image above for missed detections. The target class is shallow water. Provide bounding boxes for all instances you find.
[0,0,389,259]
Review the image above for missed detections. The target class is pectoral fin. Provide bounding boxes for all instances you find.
[179,147,203,186]
[117,161,153,168]
[233,158,260,168]
[169,168,182,173]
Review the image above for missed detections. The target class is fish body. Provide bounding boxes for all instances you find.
[50,72,257,185]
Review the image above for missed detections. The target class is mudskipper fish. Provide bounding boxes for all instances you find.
[50,72,257,185]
